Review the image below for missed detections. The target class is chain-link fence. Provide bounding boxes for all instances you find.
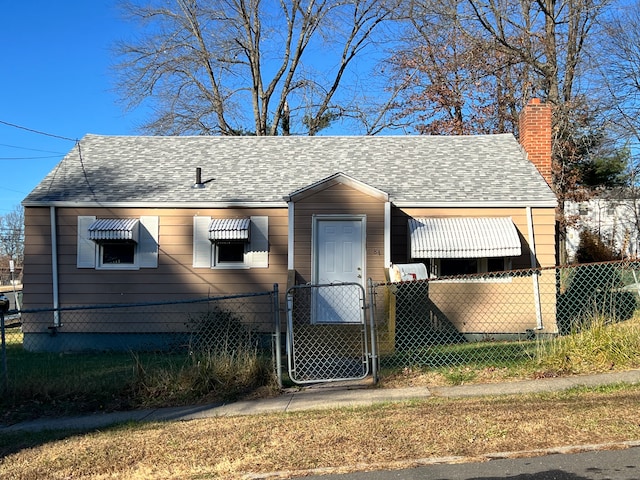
[2,261,639,411]
[372,261,640,370]
[286,283,372,384]
[1,290,280,406]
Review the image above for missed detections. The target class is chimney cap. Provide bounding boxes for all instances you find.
[528,98,541,105]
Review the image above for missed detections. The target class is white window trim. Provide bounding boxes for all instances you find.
[77,216,159,270]
[213,241,250,269]
[96,242,140,270]
[192,215,269,269]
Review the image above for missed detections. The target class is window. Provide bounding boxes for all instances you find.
[215,241,245,264]
[193,215,268,269]
[439,258,478,276]
[487,257,506,272]
[101,242,136,265]
[77,216,159,270]
[429,257,513,277]
[408,217,520,281]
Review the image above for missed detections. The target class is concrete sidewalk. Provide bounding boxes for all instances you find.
[2,369,640,433]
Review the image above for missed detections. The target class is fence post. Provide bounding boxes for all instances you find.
[0,311,7,393]
[273,283,283,389]
[368,278,378,384]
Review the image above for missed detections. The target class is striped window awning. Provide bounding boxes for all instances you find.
[88,218,140,242]
[409,217,522,259]
[208,218,251,241]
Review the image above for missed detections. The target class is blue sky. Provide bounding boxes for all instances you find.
[1,2,145,213]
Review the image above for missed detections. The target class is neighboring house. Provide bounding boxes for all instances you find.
[21,100,558,351]
[565,193,640,261]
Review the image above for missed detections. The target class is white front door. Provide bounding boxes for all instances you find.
[312,217,365,323]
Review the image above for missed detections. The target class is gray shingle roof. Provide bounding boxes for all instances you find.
[23,134,557,206]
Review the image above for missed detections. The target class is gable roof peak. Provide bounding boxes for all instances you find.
[285,172,389,202]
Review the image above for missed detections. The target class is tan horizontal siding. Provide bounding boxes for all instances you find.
[293,183,386,283]
[22,207,53,308]
[380,205,558,340]
[428,274,557,334]
[22,206,289,313]
[21,264,52,276]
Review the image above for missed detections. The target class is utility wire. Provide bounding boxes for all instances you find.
[0,156,63,160]
[0,120,93,200]
[0,120,76,142]
[0,143,65,154]
[1,186,27,194]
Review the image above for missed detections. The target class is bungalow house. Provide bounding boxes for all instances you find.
[21,100,557,351]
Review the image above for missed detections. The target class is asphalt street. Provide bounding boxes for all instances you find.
[296,446,640,480]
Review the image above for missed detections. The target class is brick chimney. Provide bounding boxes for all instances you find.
[519,98,553,188]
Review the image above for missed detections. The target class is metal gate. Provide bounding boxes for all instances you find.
[286,282,375,384]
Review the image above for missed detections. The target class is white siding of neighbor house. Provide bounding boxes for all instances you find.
[566,199,640,260]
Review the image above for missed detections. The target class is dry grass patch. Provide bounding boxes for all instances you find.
[379,365,526,388]
[2,384,639,479]
[380,314,640,389]
[536,314,640,374]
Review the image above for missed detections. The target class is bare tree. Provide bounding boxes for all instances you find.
[385,0,614,262]
[460,0,611,181]
[597,1,640,248]
[599,1,640,177]
[455,0,611,263]
[114,0,400,136]
[0,205,24,267]
[386,0,531,135]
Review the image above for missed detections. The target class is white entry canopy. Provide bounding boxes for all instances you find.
[209,218,251,241]
[409,217,522,259]
[88,218,139,242]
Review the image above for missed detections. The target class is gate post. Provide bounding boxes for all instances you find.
[0,298,9,393]
[368,278,378,383]
[273,283,283,389]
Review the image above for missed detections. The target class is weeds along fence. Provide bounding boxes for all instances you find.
[0,290,280,401]
[372,261,640,370]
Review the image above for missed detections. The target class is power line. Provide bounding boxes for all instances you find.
[1,186,27,194]
[0,143,65,154]
[0,155,63,160]
[0,120,77,142]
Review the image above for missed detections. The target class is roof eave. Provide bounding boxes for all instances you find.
[392,200,558,208]
[21,200,289,209]
[23,199,558,209]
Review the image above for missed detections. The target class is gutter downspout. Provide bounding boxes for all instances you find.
[287,202,294,271]
[384,201,391,270]
[526,206,543,330]
[50,206,60,327]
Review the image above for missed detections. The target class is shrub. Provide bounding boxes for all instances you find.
[556,262,637,334]
[129,307,277,406]
[187,305,259,355]
[575,229,619,263]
